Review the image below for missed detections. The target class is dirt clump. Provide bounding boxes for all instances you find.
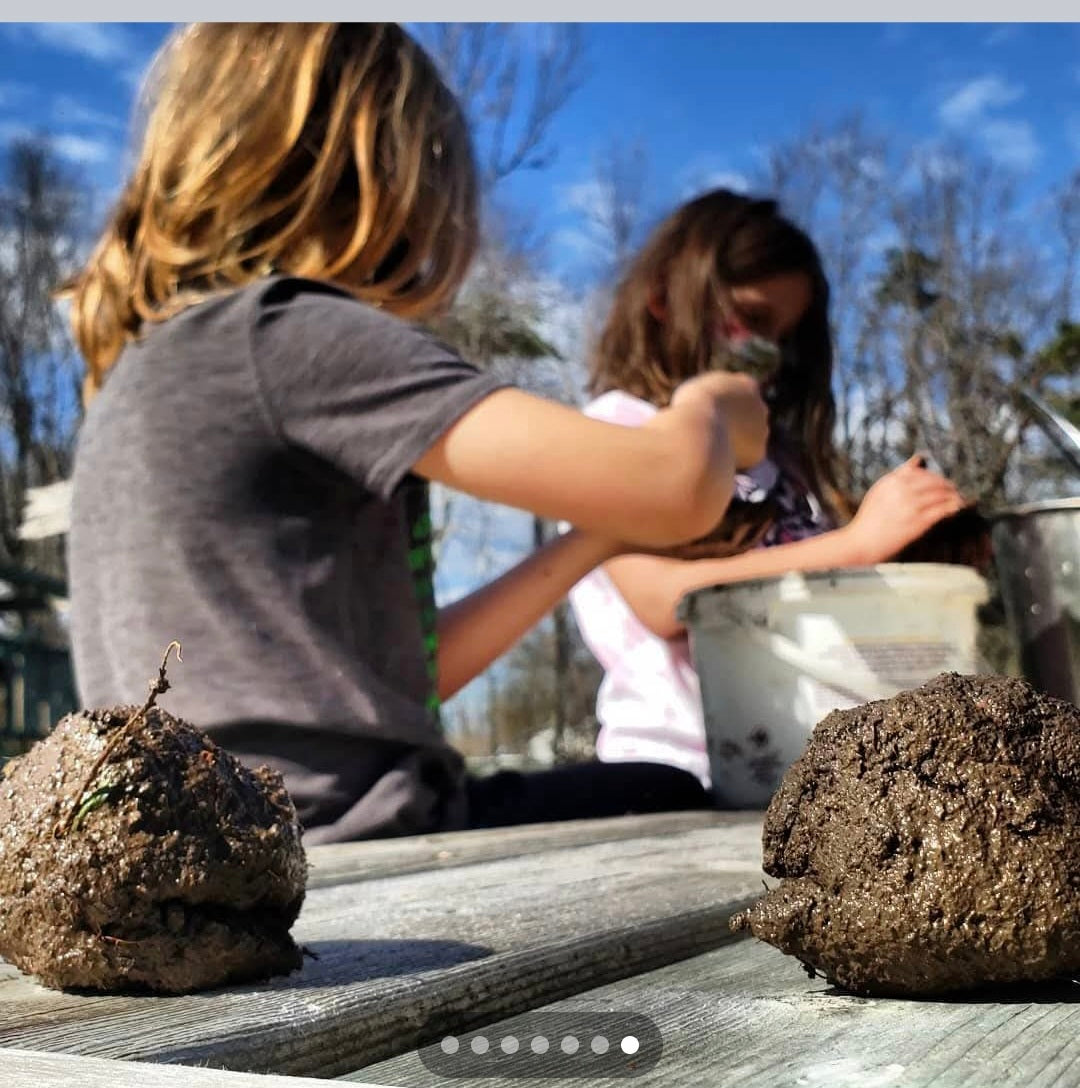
[0,651,307,993]
[731,672,1080,996]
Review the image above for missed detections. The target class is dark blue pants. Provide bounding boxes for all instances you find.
[465,760,713,829]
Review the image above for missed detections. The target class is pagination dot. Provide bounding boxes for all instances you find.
[621,1035,640,1055]
[471,1036,490,1054]
[440,1037,459,1054]
[531,1035,550,1054]
[591,1035,609,1054]
[561,1035,579,1055]
[501,1036,520,1054]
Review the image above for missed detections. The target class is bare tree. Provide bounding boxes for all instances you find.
[0,138,84,576]
[564,138,651,284]
[858,146,1064,504]
[420,22,588,563]
[753,124,1076,504]
[753,116,891,491]
[1057,169,1080,323]
[416,27,598,759]
[490,606,602,760]
[418,24,585,196]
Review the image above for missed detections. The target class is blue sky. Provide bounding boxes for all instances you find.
[2,21,1076,724]
[1,22,1077,276]
[3,22,1076,559]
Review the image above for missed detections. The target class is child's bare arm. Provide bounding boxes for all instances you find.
[606,455,965,638]
[604,532,872,639]
[436,529,619,701]
[418,372,768,696]
[413,375,766,550]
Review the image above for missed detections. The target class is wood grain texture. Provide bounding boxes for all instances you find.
[0,816,765,1080]
[354,929,1080,1088]
[306,811,742,888]
[0,1047,395,1087]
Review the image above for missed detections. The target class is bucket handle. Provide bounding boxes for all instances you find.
[712,610,904,704]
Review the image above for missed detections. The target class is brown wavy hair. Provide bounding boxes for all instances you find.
[589,189,849,555]
[63,23,479,401]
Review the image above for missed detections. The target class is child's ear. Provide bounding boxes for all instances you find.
[646,286,666,323]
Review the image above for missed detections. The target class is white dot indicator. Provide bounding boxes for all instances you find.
[501,1036,519,1054]
[591,1035,609,1054]
[471,1036,489,1055]
[440,1037,459,1054]
[621,1035,640,1055]
[531,1035,549,1054]
[561,1035,579,1055]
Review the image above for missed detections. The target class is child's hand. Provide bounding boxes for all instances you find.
[842,455,966,565]
[669,371,769,469]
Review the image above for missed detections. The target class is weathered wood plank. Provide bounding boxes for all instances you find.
[0,817,764,1080]
[306,810,743,887]
[353,930,1080,1088]
[0,1047,394,1087]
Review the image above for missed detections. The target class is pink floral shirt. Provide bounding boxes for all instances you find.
[568,390,831,788]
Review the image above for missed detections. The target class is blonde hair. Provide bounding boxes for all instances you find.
[65,23,478,400]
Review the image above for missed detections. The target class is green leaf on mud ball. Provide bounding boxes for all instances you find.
[71,782,121,831]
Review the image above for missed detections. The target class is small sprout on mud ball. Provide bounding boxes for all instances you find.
[55,641,183,838]
[71,776,121,832]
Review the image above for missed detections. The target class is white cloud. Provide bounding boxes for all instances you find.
[50,134,113,166]
[979,119,1041,170]
[561,178,609,221]
[905,141,963,186]
[51,94,125,131]
[556,178,625,272]
[12,23,136,64]
[552,225,599,262]
[935,75,1039,173]
[938,75,1023,128]
[690,170,751,197]
[678,154,753,201]
[983,25,1020,47]
[0,120,113,167]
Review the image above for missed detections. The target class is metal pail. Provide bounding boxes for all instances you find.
[991,498,1080,705]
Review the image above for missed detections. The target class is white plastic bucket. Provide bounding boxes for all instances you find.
[677,563,990,808]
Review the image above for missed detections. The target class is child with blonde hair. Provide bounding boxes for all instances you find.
[64,25,766,841]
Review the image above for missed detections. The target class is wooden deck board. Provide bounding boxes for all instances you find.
[0,1047,396,1087]
[0,815,765,1080]
[353,928,1080,1088]
[306,811,741,887]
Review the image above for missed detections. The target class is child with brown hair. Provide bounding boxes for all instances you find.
[63,25,767,841]
[570,189,966,791]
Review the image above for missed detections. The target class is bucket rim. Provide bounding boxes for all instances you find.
[677,562,989,622]
[988,496,1080,518]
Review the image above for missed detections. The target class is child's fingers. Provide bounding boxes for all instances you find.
[916,494,966,524]
[899,452,929,471]
[906,475,961,500]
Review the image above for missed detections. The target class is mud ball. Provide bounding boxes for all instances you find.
[0,705,308,993]
[731,673,1080,996]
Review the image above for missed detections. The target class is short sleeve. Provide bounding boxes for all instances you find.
[249,277,508,499]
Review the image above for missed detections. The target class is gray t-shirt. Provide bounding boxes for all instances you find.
[70,276,506,842]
